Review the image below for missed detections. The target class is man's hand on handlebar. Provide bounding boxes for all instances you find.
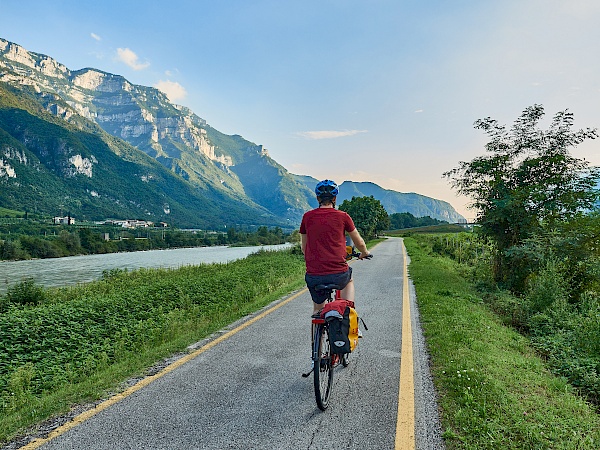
[346,246,373,260]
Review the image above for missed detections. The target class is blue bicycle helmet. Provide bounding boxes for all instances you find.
[315,179,339,197]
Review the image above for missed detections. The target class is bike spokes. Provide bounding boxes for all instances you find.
[313,324,334,410]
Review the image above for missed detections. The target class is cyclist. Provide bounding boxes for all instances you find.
[299,179,370,316]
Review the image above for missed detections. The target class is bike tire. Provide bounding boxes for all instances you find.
[313,324,334,410]
[342,353,349,367]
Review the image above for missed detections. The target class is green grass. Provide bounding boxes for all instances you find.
[0,248,307,444]
[405,236,600,449]
[0,206,24,217]
[386,223,470,235]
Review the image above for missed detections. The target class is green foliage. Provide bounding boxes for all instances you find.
[426,232,600,406]
[388,212,447,230]
[0,239,29,260]
[4,279,47,307]
[1,363,36,412]
[333,180,464,223]
[524,261,570,317]
[508,214,600,300]
[445,105,599,291]
[386,223,469,235]
[338,195,390,240]
[0,207,24,218]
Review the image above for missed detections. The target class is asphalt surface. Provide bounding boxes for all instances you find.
[38,237,444,450]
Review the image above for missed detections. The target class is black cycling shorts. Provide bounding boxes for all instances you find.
[305,267,352,304]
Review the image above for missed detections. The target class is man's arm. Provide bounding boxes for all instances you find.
[348,228,370,259]
[301,233,307,255]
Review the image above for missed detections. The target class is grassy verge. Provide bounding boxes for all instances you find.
[385,224,469,235]
[404,236,600,449]
[0,248,306,444]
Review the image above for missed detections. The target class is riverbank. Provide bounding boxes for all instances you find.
[0,221,293,262]
[0,243,293,294]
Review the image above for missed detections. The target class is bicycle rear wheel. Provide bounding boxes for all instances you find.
[313,324,334,410]
[342,353,349,367]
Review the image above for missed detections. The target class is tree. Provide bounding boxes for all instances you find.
[444,105,599,289]
[338,195,390,240]
[388,212,447,230]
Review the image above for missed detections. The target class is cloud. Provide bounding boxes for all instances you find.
[154,80,188,102]
[116,48,150,70]
[414,109,424,113]
[90,33,101,41]
[295,130,368,140]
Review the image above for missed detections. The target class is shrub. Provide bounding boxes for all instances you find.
[5,279,46,306]
[524,260,570,318]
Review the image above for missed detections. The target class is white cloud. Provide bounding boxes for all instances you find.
[295,130,368,140]
[90,32,101,41]
[116,48,150,70]
[154,80,187,102]
[414,109,424,113]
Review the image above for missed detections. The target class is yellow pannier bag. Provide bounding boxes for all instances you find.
[348,306,360,352]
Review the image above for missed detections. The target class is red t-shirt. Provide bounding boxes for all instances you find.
[299,207,356,275]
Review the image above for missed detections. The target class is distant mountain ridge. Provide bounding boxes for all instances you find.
[338,181,464,222]
[0,37,463,227]
[294,176,464,222]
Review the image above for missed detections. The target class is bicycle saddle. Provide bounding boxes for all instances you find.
[314,283,342,292]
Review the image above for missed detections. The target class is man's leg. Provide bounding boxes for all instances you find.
[313,301,323,315]
[340,278,355,302]
[340,277,362,337]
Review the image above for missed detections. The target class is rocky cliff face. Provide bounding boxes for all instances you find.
[0,45,226,168]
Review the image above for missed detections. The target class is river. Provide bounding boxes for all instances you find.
[0,244,292,294]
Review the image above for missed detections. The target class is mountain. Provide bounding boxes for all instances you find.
[0,37,463,227]
[294,176,464,222]
[0,82,278,228]
[0,38,312,226]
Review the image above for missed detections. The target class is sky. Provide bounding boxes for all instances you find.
[1,0,600,220]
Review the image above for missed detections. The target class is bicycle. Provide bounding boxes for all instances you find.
[302,250,372,410]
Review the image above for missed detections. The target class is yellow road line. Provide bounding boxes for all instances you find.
[22,288,308,449]
[395,240,415,449]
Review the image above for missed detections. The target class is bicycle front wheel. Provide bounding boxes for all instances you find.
[313,324,334,410]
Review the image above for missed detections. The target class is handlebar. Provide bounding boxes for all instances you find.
[347,250,374,261]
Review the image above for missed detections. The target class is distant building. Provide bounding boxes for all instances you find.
[103,219,153,228]
[53,216,75,225]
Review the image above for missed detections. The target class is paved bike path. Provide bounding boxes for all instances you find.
[35,238,442,450]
